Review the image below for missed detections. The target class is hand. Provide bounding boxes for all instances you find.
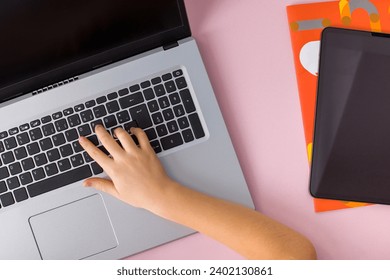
[78,125,173,210]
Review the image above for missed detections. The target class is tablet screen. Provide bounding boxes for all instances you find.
[310,27,390,204]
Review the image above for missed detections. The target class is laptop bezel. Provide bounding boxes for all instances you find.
[0,0,191,103]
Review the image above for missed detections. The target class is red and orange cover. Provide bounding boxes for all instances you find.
[287,0,390,212]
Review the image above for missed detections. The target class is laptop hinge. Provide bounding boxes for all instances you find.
[163,41,179,51]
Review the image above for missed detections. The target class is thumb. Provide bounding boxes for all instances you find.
[83,177,118,198]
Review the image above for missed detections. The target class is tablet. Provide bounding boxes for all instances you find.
[310,27,390,204]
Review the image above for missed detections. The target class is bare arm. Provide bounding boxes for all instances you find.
[79,126,316,260]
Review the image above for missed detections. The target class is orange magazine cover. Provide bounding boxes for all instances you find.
[287,0,390,212]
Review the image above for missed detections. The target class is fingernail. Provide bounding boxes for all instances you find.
[83,180,91,187]
[79,136,86,143]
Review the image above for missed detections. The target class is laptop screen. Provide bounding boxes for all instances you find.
[0,0,189,102]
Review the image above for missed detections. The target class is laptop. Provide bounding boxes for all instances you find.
[0,0,254,259]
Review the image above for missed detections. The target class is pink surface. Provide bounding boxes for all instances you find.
[128,0,390,260]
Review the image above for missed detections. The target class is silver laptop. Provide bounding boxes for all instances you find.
[0,0,254,259]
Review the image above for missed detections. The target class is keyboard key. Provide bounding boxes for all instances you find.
[162,108,174,121]
[52,133,66,146]
[0,192,15,207]
[27,165,92,198]
[85,100,96,108]
[147,100,159,113]
[107,92,118,100]
[161,133,184,150]
[14,187,28,202]
[63,108,74,116]
[154,84,166,97]
[80,109,94,122]
[182,129,195,143]
[65,129,78,142]
[19,172,33,185]
[91,162,103,175]
[83,151,93,163]
[42,123,56,136]
[29,128,43,141]
[144,128,157,140]
[119,92,144,109]
[57,159,71,173]
[0,142,4,153]
[32,167,46,181]
[141,81,151,89]
[78,124,92,137]
[52,112,63,120]
[151,77,162,85]
[54,119,68,132]
[90,120,104,132]
[96,96,107,104]
[0,181,7,194]
[7,176,20,190]
[106,100,120,113]
[118,88,129,96]
[150,140,162,154]
[60,144,73,157]
[16,132,30,145]
[27,142,40,156]
[19,123,30,132]
[180,89,196,113]
[39,138,53,151]
[188,113,206,139]
[93,105,107,118]
[173,104,185,117]
[158,96,170,109]
[84,135,98,148]
[47,148,61,162]
[0,167,10,180]
[70,154,84,168]
[103,115,117,128]
[68,114,81,127]
[167,120,179,133]
[41,115,52,124]
[74,104,85,112]
[9,162,22,176]
[4,137,17,150]
[72,141,84,153]
[130,84,140,92]
[175,77,187,89]
[8,127,19,135]
[30,119,41,127]
[164,80,176,93]
[116,111,130,124]
[2,151,15,165]
[45,163,59,177]
[169,92,181,105]
[152,112,164,125]
[172,69,183,77]
[156,124,168,137]
[143,88,155,100]
[162,73,172,81]
[123,121,138,133]
[34,153,48,167]
[21,158,35,171]
[0,131,8,139]
[129,104,152,129]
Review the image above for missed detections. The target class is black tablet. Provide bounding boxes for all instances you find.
[310,27,390,204]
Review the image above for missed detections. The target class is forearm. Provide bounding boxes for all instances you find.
[150,181,316,260]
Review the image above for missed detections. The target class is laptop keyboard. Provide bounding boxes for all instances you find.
[0,68,206,210]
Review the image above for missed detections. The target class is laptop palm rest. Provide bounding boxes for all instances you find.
[28,194,118,259]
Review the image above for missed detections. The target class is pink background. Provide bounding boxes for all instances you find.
[128,0,390,260]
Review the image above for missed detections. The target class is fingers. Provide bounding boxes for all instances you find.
[130,127,154,152]
[113,127,137,152]
[79,136,112,170]
[83,177,119,198]
[94,125,124,158]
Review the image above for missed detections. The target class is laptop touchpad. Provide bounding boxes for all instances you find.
[29,194,118,259]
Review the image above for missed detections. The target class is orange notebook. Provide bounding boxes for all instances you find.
[287,0,390,212]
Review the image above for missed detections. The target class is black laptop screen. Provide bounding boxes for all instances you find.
[0,0,188,102]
